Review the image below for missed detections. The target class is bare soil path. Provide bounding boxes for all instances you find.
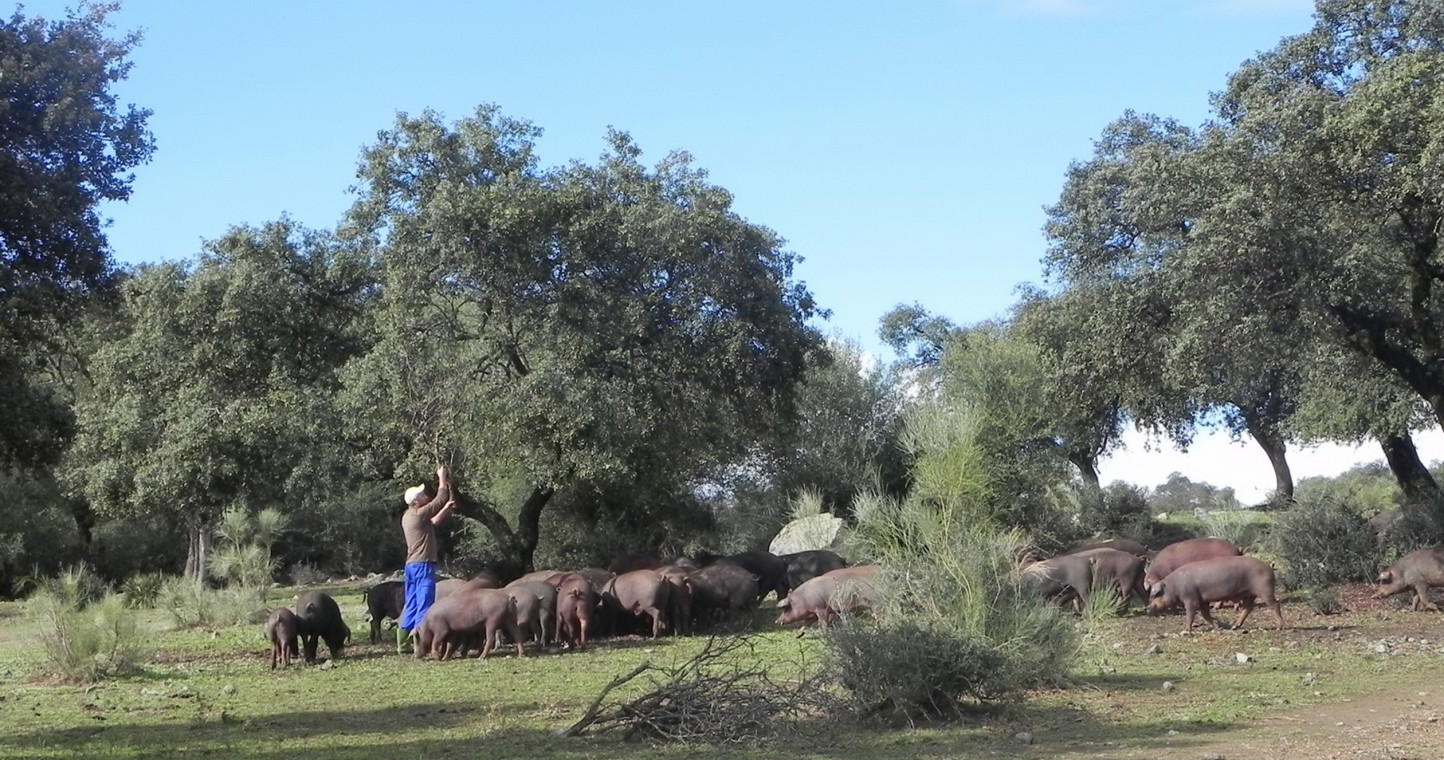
[1136,675,1444,760]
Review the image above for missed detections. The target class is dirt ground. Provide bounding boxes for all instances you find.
[1122,584,1444,760]
[1138,676,1444,760]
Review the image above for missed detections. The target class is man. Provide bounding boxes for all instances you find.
[398,464,456,653]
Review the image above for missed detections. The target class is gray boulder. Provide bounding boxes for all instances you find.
[769,513,847,556]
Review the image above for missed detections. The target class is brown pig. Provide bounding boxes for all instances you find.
[1147,555,1284,632]
[601,569,673,639]
[1023,548,1147,612]
[776,565,879,632]
[1066,537,1149,558]
[555,573,598,649]
[264,607,300,669]
[415,588,524,660]
[1143,537,1244,590]
[1375,546,1444,611]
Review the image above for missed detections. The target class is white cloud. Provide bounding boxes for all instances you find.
[1098,427,1444,504]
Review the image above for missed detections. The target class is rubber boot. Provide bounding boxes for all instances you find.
[396,626,412,655]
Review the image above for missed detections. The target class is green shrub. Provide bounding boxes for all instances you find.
[157,577,268,628]
[287,561,326,586]
[1200,509,1273,550]
[1383,498,1444,555]
[1272,498,1380,590]
[822,489,1078,720]
[1078,482,1152,538]
[1305,586,1343,615]
[30,582,150,683]
[120,572,167,609]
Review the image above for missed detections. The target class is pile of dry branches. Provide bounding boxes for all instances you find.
[563,636,831,745]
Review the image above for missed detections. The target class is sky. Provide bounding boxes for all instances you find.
[26,0,1440,502]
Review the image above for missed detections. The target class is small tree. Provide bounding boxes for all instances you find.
[819,404,1078,720]
[29,564,149,682]
[209,507,288,590]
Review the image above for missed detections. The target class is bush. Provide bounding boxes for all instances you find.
[287,561,327,586]
[1199,510,1272,550]
[157,577,268,628]
[1382,498,1444,555]
[30,568,150,682]
[1272,498,1381,590]
[120,572,167,609]
[1077,482,1153,540]
[88,515,185,585]
[1305,585,1343,615]
[821,490,1078,720]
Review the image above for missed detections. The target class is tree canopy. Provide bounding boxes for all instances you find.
[0,3,153,468]
[340,107,824,572]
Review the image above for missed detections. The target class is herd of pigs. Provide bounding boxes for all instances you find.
[259,540,1444,668]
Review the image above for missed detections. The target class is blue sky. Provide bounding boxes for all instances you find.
[35,0,1418,500]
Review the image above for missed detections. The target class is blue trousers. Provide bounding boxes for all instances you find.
[400,561,436,631]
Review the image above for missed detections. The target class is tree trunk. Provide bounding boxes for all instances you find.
[184,513,214,583]
[1246,426,1294,506]
[1379,431,1442,504]
[67,497,95,547]
[453,485,556,579]
[1067,451,1103,509]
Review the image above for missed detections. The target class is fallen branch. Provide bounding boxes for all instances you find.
[564,635,833,746]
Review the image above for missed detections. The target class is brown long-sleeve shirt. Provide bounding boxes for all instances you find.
[401,482,450,564]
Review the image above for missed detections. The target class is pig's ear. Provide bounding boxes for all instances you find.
[1148,582,1165,599]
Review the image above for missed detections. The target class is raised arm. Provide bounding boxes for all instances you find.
[415,465,451,520]
[431,499,456,525]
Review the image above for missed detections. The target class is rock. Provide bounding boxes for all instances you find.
[768,513,847,555]
[1166,729,1180,736]
[221,685,235,695]
[1235,652,1252,664]
[1375,643,1390,654]
[1302,672,1316,686]
[319,659,335,670]
[1145,644,1163,655]
[1203,754,1227,760]
[1012,731,1033,745]
[1162,681,1176,692]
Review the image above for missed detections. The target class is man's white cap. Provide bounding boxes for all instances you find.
[403,484,427,504]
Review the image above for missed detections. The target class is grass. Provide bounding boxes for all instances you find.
[0,583,1442,759]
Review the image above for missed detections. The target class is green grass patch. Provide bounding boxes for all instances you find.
[0,588,1440,758]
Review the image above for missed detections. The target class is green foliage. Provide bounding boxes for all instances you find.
[156,577,268,629]
[119,572,166,609]
[1271,499,1381,590]
[1383,498,1444,555]
[0,469,84,595]
[1294,464,1400,518]
[877,303,960,370]
[787,487,826,523]
[208,507,287,588]
[1149,473,1243,515]
[340,108,823,571]
[926,323,1088,537]
[824,490,1078,718]
[1079,579,1128,625]
[0,4,154,469]
[88,513,185,583]
[1199,510,1272,551]
[773,339,907,513]
[29,564,149,682]
[1306,585,1343,616]
[1078,481,1153,537]
[65,220,372,582]
[42,563,108,609]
